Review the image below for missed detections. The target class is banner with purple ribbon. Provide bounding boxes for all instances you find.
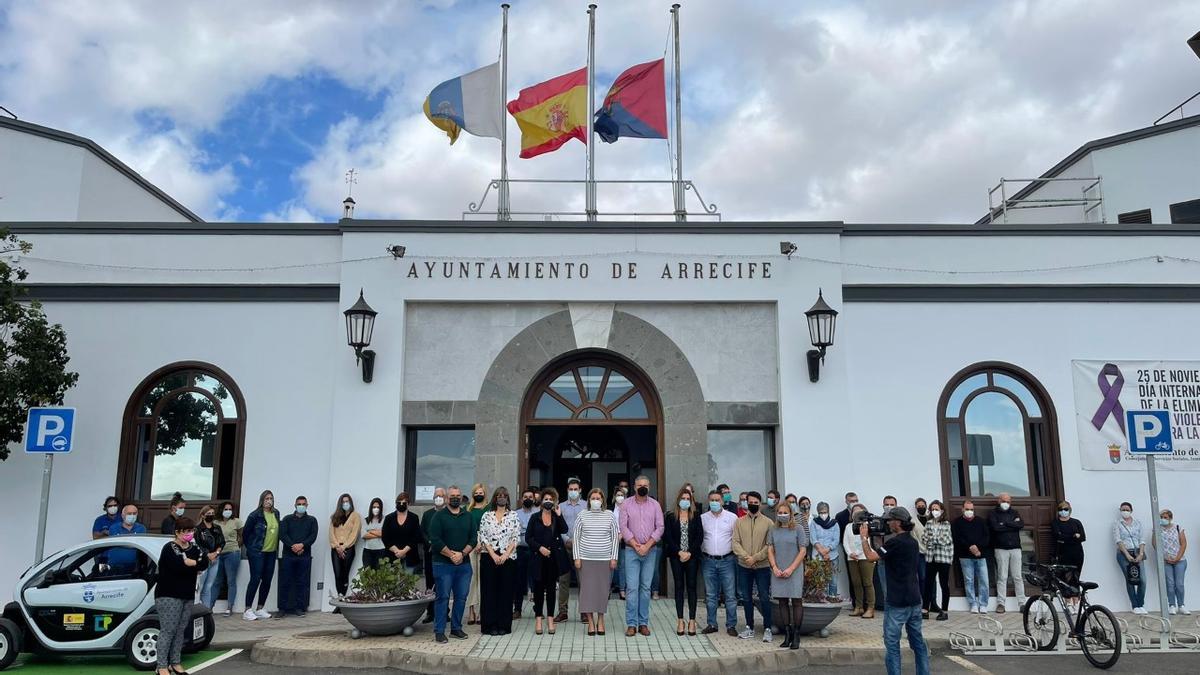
[1072,360,1200,471]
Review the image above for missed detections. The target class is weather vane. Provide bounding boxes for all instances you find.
[344,168,358,198]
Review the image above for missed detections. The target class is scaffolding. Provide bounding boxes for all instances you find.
[985,176,1103,224]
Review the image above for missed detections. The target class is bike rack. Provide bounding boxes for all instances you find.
[1115,617,1144,652]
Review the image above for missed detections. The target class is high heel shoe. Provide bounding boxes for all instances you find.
[548,622,557,635]
[535,618,544,635]
[676,619,685,636]
[687,620,697,636]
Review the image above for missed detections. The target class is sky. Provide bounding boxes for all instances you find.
[0,0,1196,223]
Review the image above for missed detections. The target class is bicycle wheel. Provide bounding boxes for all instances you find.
[1021,595,1060,651]
[1078,604,1121,670]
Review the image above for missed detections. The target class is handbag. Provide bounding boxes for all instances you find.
[1124,559,1142,584]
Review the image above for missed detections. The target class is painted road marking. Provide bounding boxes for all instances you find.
[946,654,994,674]
[188,648,242,673]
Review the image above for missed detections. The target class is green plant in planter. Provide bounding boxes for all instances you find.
[342,559,431,603]
[803,558,843,603]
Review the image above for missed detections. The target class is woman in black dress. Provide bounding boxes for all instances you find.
[525,486,569,635]
[1051,500,1087,591]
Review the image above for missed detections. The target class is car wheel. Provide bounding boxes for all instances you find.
[123,619,160,671]
[0,617,22,670]
[182,613,215,653]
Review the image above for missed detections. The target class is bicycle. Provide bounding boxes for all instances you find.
[1020,562,1122,669]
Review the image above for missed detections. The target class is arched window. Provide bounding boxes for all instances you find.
[117,363,246,513]
[530,364,652,421]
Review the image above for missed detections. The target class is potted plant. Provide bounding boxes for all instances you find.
[798,558,844,637]
[329,559,433,637]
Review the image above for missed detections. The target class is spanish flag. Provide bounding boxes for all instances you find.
[507,67,588,159]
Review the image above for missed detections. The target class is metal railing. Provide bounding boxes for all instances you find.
[463,178,720,221]
[986,176,1103,224]
[1153,90,1200,125]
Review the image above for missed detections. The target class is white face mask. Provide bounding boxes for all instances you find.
[614,495,625,505]
[342,502,352,512]
[372,507,381,515]
[930,509,942,520]
[222,509,233,519]
[999,502,1011,511]
[174,507,185,517]
[434,496,445,508]
[1120,509,1132,519]
[106,506,119,516]
[589,499,602,511]
[963,509,975,518]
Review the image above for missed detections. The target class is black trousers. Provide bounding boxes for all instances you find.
[513,547,531,612]
[480,555,516,633]
[424,545,436,616]
[923,561,951,612]
[330,547,357,596]
[531,555,558,618]
[361,548,388,570]
[669,555,699,620]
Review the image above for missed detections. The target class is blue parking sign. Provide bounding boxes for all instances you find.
[1125,410,1172,454]
[24,407,76,454]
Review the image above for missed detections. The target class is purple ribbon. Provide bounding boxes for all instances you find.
[1091,363,1126,433]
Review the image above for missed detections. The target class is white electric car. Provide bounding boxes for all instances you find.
[0,535,215,670]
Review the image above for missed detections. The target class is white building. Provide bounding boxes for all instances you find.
[2,114,1200,614]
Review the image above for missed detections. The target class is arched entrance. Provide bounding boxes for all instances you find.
[520,351,664,500]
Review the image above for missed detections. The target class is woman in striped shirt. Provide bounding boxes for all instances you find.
[574,488,621,636]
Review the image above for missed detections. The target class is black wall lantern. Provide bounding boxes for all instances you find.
[344,289,377,383]
[804,289,838,382]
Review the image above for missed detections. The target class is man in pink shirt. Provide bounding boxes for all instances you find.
[619,475,664,636]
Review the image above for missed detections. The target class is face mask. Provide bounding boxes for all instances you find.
[448,497,462,509]
[342,502,352,512]
[1161,518,1171,526]
[847,501,858,509]
[916,506,927,515]
[636,486,649,497]
[739,500,749,509]
[568,490,581,501]
[372,507,381,516]
[264,499,274,509]
[106,506,118,516]
[204,514,214,522]
[397,502,408,512]
[790,503,800,514]
[1058,509,1070,518]
[124,514,137,525]
[963,510,975,518]
[496,497,508,508]
[434,496,445,508]
[722,493,732,503]
[590,499,602,511]
[222,509,233,519]
[174,508,185,517]
[747,504,760,515]
[473,494,485,504]
[776,513,790,523]
[930,509,943,520]
[542,501,554,510]
[295,505,307,514]
[800,504,810,512]
[1120,510,1132,518]
[523,498,534,508]
[999,502,1011,511]
[180,532,194,543]
[818,512,829,520]
[766,497,777,507]
[709,501,722,513]
[679,499,691,510]
[615,495,625,505]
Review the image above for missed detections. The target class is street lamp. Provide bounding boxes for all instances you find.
[344,289,377,383]
[804,289,838,383]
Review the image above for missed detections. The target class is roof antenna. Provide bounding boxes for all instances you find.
[0,105,16,120]
[342,168,357,219]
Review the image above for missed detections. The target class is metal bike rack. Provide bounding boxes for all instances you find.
[949,615,1036,654]
[1115,617,1144,653]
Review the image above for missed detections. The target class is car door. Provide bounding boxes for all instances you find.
[21,543,155,650]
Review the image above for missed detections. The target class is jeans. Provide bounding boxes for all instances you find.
[703,554,738,629]
[737,565,772,630]
[826,557,840,597]
[1165,559,1187,608]
[623,546,658,627]
[244,549,276,609]
[960,558,989,610]
[875,562,887,609]
[1116,553,1146,609]
[277,556,311,614]
[200,561,221,609]
[613,544,625,592]
[994,547,1026,604]
[883,603,931,675]
[433,561,472,634]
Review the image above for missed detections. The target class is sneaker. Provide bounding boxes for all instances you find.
[254,608,271,619]
[1181,607,1192,615]
[435,633,448,643]
[762,628,772,642]
[995,604,1006,614]
[979,606,989,615]
[242,609,257,621]
[968,606,977,614]
[1133,607,1148,615]
[936,612,948,621]
[1170,606,1178,615]
[738,628,755,640]
[450,629,468,639]
[223,610,232,618]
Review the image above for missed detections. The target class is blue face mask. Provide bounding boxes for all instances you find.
[679,499,691,511]
[342,502,352,512]
[296,505,307,514]
[123,514,137,525]
[709,501,722,513]
[568,490,581,501]
[766,497,777,507]
[1058,510,1070,518]
[1161,518,1172,526]
[739,500,748,509]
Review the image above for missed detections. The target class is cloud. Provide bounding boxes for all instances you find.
[1,0,1196,222]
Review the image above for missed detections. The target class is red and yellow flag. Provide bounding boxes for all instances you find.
[506,67,588,158]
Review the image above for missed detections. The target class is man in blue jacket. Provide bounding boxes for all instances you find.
[277,495,318,617]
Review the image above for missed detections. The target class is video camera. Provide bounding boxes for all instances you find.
[852,512,888,538]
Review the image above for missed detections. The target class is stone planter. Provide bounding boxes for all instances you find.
[797,603,841,636]
[329,598,428,637]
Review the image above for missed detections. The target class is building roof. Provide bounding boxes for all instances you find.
[976,113,1200,224]
[0,116,203,223]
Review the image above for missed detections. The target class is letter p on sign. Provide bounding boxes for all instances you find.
[24,407,76,454]
[1125,410,1172,454]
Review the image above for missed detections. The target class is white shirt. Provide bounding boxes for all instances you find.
[700,508,738,556]
[843,522,866,559]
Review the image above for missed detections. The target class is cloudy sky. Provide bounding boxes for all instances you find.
[1,0,1196,223]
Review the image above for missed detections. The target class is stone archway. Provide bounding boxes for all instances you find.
[474,306,706,494]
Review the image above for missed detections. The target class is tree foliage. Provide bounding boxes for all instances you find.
[1,228,79,460]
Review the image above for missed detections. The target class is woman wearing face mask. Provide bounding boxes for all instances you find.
[1050,500,1086,600]
[737,492,749,518]
[809,502,841,600]
[160,492,188,535]
[612,487,628,600]
[154,517,208,675]
[1158,509,1188,615]
[920,500,952,621]
[796,497,812,546]
[843,504,876,618]
[785,494,798,515]
[383,492,425,577]
[526,487,569,635]
[769,501,808,650]
[242,490,281,621]
[478,487,521,636]
[664,485,704,636]
[1114,501,1147,613]
[465,482,489,625]
[361,497,387,570]
[214,502,243,617]
[573,488,620,636]
[329,493,362,604]
[196,505,226,609]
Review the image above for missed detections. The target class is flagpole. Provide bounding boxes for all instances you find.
[499,3,511,221]
[671,3,685,221]
[586,3,597,221]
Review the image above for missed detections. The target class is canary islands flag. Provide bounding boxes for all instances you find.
[424,62,503,144]
[594,59,667,143]
[507,67,588,158]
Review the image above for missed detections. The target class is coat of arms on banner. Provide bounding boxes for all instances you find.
[1108,443,1122,464]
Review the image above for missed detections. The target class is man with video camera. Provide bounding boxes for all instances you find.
[862,506,931,675]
